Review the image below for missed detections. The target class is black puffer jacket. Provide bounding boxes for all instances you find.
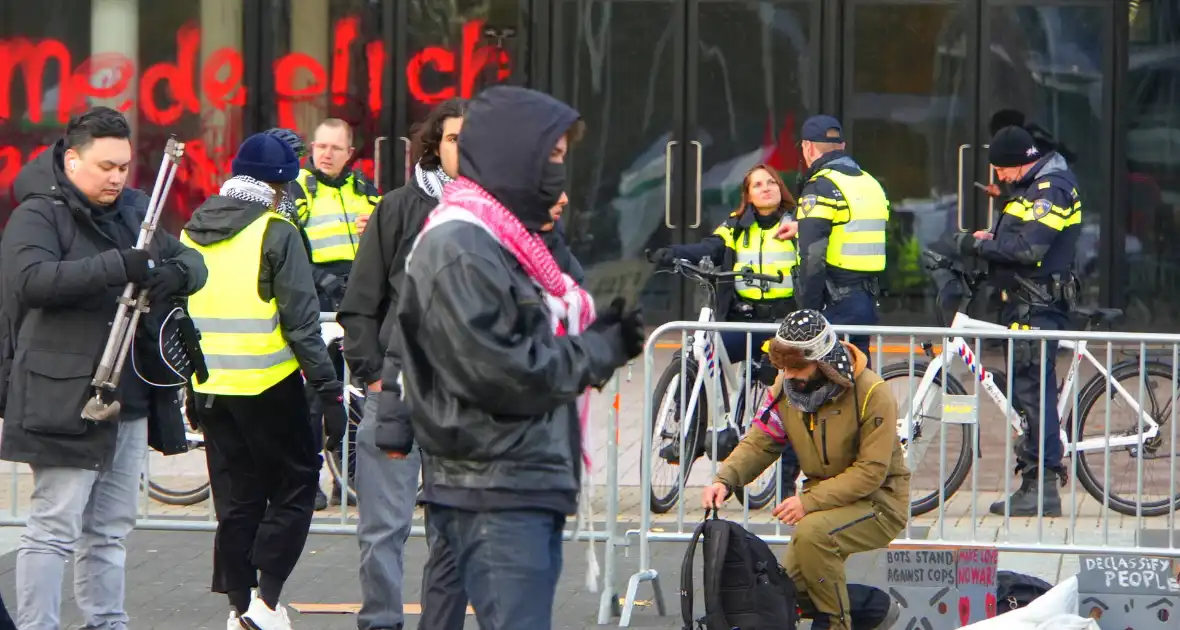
[379,86,626,515]
[0,141,208,470]
[182,196,340,397]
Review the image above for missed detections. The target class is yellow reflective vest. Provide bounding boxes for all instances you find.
[803,168,889,272]
[715,214,796,300]
[180,212,300,396]
[294,170,378,264]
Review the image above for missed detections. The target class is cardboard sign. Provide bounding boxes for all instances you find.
[1077,554,1180,629]
[886,546,999,628]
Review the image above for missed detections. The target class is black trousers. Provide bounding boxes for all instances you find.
[198,370,320,593]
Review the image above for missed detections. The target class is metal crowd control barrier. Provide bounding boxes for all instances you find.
[612,320,1180,627]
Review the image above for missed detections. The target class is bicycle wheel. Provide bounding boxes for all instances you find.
[1073,361,1180,517]
[143,386,212,506]
[324,388,365,504]
[733,378,781,510]
[649,355,708,514]
[880,361,973,517]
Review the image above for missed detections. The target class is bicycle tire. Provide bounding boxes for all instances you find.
[880,361,974,517]
[1073,360,1180,517]
[734,380,779,510]
[144,478,212,506]
[649,356,708,514]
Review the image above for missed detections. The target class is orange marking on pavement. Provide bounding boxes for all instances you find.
[289,603,475,615]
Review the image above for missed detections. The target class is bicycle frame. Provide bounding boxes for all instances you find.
[676,307,751,442]
[901,310,1161,459]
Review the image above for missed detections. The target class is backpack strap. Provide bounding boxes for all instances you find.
[679,515,710,629]
[701,517,732,629]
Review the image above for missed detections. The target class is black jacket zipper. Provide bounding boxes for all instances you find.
[821,417,830,465]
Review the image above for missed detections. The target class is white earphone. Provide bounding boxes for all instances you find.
[69,159,78,172]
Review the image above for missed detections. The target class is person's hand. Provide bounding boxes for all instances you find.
[588,298,624,333]
[140,262,186,302]
[355,214,369,235]
[386,451,408,460]
[702,481,730,509]
[320,390,347,451]
[120,248,152,284]
[972,230,993,241]
[619,305,645,359]
[774,220,799,240]
[646,248,674,266]
[983,184,1001,198]
[367,381,381,393]
[771,496,807,525]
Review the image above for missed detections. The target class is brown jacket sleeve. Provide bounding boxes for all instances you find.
[715,424,784,490]
[799,380,899,513]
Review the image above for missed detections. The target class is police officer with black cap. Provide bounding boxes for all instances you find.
[953,124,1082,518]
[778,115,889,362]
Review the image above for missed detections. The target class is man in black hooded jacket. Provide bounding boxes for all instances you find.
[379,86,642,629]
[0,107,207,629]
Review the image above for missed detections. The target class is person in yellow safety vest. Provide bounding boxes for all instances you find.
[288,118,380,312]
[650,163,798,365]
[181,132,347,630]
[775,115,888,366]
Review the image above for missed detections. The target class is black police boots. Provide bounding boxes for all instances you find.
[989,467,1062,517]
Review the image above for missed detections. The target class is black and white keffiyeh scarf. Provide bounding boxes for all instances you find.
[220,175,279,209]
[414,163,455,201]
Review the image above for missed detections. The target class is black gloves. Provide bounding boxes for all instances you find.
[141,262,186,302]
[120,248,152,283]
[589,298,645,360]
[646,248,674,266]
[952,232,980,258]
[320,388,348,451]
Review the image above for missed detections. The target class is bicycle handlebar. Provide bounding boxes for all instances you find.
[672,258,785,284]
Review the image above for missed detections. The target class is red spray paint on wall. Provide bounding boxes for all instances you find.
[0,16,511,222]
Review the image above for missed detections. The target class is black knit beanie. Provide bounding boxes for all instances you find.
[988,125,1041,168]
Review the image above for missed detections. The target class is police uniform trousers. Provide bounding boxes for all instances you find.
[822,289,878,368]
[199,370,320,593]
[1002,302,1068,471]
[783,501,906,627]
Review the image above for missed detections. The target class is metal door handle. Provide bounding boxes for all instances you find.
[374,136,386,192]
[690,140,702,228]
[664,140,679,228]
[400,137,411,185]
[956,144,971,232]
[983,144,996,231]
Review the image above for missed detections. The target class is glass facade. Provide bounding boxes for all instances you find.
[0,0,1175,330]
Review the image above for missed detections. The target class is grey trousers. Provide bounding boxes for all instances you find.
[355,394,420,630]
[16,417,148,630]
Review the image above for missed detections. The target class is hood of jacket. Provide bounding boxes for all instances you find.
[457,86,579,231]
[182,195,271,247]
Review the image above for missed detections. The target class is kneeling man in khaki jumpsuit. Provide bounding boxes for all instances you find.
[703,310,908,630]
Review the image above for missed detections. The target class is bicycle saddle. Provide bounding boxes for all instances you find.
[1073,307,1123,324]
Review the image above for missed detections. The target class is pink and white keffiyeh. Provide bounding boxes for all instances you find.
[407,177,598,466]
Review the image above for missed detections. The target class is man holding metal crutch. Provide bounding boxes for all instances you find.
[0,106,207,630]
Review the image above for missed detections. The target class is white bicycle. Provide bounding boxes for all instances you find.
[883,250,1179,516]
[648,258,786,513]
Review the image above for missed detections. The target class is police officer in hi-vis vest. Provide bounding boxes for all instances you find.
[953,124,1081,518]
[777,115,888,365]
[181,132,345,630]
[289,118,380,311]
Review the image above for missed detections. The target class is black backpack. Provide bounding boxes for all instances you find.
[680,510,800,630]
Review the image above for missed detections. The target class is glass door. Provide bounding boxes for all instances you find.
[550,0,689,323]
[978,1,1114,314]
[684,0,821,314]
[841,0,979,326]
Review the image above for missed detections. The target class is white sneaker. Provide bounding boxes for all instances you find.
[226,610,244,629]
[241,596,293,630]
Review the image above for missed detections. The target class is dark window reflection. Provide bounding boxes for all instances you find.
[1125,0,1180,327]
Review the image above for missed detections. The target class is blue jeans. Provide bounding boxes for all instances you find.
[719,331,774,367]
[425,506,564,630]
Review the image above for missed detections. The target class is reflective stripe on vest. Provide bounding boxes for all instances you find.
[810,169,889,272]
[180,212,300,395]
[715,219,797,300]
[296,170,376,264]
